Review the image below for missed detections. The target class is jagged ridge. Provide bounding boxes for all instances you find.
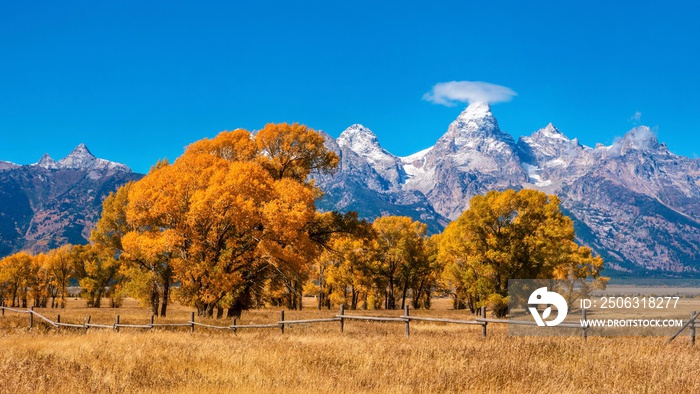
[315,102,700,275]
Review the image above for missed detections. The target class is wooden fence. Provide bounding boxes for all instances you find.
[1,305,696,345]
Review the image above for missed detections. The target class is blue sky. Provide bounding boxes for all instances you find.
[1,1,699,173]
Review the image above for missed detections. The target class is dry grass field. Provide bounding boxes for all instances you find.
[0,298,698,393]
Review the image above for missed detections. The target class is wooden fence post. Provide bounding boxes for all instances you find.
[57,314,61,324]
[404,305,410,337]
[29,306,34,328]
[85,315,91,331]
[1,306,4,316]
[691,311,696,346]
[232,318,237,334]
[339,304,345,333]
[582,309,588,341]
[280,310,285,334]
[481,306,487,338]
[190,312,195,333]
[115,315,120,332]
[150,314,155,329]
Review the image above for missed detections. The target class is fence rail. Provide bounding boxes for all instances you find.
[0,305,695,345]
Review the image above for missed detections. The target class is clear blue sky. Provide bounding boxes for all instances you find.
[2,1,699,173]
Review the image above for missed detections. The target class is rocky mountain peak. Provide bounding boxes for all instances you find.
[451,102,499,136]
[54,144,130,172]
[617,126,661,154]
[337,124,381,153]
[71,143,93,156]
[435,101,516,156]
[456,101,493,121]
[57,144,98,170]
[37,153,58,169]
[533,123,569,141]
[336,124,405,188]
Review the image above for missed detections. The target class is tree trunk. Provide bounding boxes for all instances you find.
[453,294,467,310]
[400,280,409,310]
[388,277,396,309]
[297,282,303,311]
[350,286,357,310]
[150,283,160,316]
[160,280,170,317]
[326,284,333,310]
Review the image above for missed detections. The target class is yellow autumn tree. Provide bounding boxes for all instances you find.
[372,216,429,310]
[70,244,121,308]
[0,252,35,307]
[410,234,443,309]
[255,122,339,181]
[44,245,74,308]
[321,236,377,309]
[439,189,606,317]
[29,253,52,308]
[305,211,375,310]
[122,123,342,317]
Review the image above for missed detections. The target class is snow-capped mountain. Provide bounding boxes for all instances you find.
[0,145,141,256]
[403,102,527,219]
[315,131,447,233]
[36,143,130,173]
[336,124,407,188]
[516,124,595,189]
[316,102,700,275]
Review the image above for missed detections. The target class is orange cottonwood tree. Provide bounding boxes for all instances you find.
[93,177,180,316]
[124,123,340,317]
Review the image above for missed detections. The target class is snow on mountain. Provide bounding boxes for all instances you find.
[337,124,406,187]
[316,103,700,275]
[314,130,447,233]
[0,145,141,257]
[400,146,433,177]
[407,102,526,218]
[55,143,130,172]
[36,153,58,169]
[517,123,595,187]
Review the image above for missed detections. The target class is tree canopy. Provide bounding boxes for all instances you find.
[439,189,606,316]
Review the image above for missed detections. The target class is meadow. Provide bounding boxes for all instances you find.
[0,298,698,393]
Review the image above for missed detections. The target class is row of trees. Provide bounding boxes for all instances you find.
[0,244,120,309]
[0,123,607,317]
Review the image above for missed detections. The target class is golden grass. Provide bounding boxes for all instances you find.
[0,298,698,393]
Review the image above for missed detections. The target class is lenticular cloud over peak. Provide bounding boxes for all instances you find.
[423,81,517,106]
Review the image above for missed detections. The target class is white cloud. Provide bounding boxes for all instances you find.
[629,111,642,123]
[422,81,517,106]
[608,126,658,156]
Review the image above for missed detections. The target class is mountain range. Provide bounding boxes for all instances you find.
[0,144,142,256]
[2,105,700,276]
[315,102,700,276]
